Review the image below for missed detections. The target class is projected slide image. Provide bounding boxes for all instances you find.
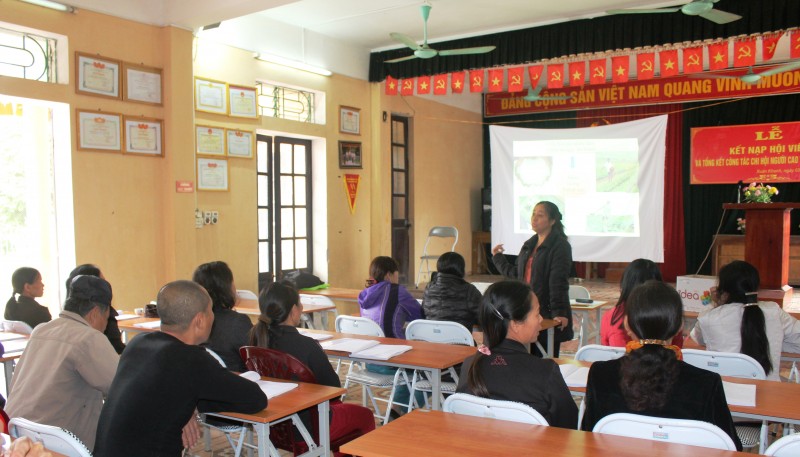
[596,150,639,193]
[515,195,564,233]
[586,212,635,233]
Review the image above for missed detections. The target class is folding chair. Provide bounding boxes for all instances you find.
[9,417,92,457]
[443,393,549,425]
[415,226,458,287]
[592,412,738,450]
[568,285,591,347]
[765,433,800,456]
[200,348,252,457]
[2,320,33,335]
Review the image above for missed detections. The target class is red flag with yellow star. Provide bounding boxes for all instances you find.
[659,50,679,77]
[708,42,729,70]
[416,76,431,94]
[611,56,629,83]
[488,68,504,93]
[528,65,544,88]
[682,46,703,74]
[792,30,800,59]
[433,74,448,95]
[507,67,524,92]
[734,38,756,67]
[762,32,783,61]
[469,69,485,93]
[385,76,398,95]
[589,59,606,85]
[400,78,414,96]
[547,64,564,89]
[636,53,655,80]
[451,71,465,93]
[568,62,585,87]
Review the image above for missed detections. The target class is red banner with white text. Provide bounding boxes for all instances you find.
[484,63,800,117]
[690,121,800,184]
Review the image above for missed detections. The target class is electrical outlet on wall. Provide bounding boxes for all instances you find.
[211,211,219,224]
[203,211,212,225]
[195,209,204,229]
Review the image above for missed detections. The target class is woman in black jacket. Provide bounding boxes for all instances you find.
[491,201,573,357]
[422,252,482,330]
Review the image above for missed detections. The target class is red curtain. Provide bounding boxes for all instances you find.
[575,104,686,282]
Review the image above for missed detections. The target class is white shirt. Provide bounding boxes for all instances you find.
[690,301,800,381]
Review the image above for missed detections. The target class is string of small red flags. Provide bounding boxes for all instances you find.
[385,30,799,96]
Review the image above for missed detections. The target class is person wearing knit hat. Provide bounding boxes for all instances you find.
[5,275,119,452]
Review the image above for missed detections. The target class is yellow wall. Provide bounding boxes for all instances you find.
[1,1,484,308]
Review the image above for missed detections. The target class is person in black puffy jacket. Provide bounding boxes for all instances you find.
[421,252,482,331]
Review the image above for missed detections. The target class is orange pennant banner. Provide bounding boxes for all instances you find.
[344,174,360,214]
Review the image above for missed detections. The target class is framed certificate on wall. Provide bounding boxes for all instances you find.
[226,129,254,158]
[195,77,228,115]
[197,158,229,191]
[228,84,258,118]
[195,125,226,156]
[75,52,121,99]
[339,105,360,135]
[123,62,163,105]
[123,116,163,156]
[76,109,122,152]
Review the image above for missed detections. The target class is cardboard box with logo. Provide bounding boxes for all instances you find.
[675,275,717,313]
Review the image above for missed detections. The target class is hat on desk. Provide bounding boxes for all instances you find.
[69,275,113,307]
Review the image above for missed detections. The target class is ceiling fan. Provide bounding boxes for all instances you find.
[607,0,742,25]
[384,4,496,64]
[523,85,571,102]
[694,60,800,84]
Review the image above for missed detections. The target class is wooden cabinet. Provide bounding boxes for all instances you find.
[712,235,800,285]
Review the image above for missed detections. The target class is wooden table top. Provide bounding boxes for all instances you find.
[304,329,476,370]
[301,287,361,301]
[340,410,751,457]
[553,357,800,422]
[208,377,344,424]
[569,299,609,310]
[234,298,336,316]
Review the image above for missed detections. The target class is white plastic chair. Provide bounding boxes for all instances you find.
[681,348,768,451]
[568,285,591,346]
[415,226,458,287]
[575,344,626,362]
[443,393,549,425]
[405,320,475,410]
[765,433,800,456]
[201,348,251,457]
[334,315,415,425]
[568,285,591,299]
[236,289,258,300]
[592,413,737,450]
[470,282,492,295]
[9,417,93,457]
[299,293,338,330]
[2,319,33,335]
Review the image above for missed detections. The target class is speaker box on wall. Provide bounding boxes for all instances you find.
[481,187,491,232]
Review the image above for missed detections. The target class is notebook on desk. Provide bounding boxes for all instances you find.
[350,345,412,361]
[133,320,161,329]
[722,381,756,407]
[321,338,380,353]
[240,371,298,398]
[298,330,333,341]
[558,364,590,387]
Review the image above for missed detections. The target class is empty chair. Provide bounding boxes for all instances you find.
[765,433,800,456]
[592,413,738,451]
[681,349,766,380]
[2,320,33,335]
[415,226,458,287]
[404,320,475,409]
[9,417,93,457]
[575,344,626,362]
[443,393,549,426]
[299,293,338,330]
[568,285,590,300]
[334,315,414,425]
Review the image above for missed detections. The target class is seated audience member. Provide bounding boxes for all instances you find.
[93,280,267,457]
[456,281,577,429]
[66,264,125,354]
[581,280,742,450]
[248,282,375,449]
[421,252,482,330]
[6,275,118,451]
[691,260,800,381]
[600,259,683,347]
[192,261,253,371]
[359,256,422,338]
[5,267,51,329]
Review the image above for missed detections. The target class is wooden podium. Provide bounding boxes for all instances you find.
[723,203,800,305]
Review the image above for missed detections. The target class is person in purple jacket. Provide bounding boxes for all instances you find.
[358,256,422,339]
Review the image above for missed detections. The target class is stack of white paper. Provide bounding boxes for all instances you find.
[321,338,380,353]
[558,364,590,388]
[115,314,140,321]
[298,331,333,341]
[350,345,413,361]
[133,320,161,329]
[2,339,28,354]
[239,371,298,399]
[722,381,756,407]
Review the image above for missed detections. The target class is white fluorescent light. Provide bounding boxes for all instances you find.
[254,53,332,77]
[19,0,75,12]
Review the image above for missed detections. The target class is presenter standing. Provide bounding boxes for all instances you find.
[491,201,573,357]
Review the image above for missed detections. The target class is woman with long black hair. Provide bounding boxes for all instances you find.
[691,260,800,381]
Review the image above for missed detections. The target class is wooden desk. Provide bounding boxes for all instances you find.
[570,299,610,347]
[0,335,28,396]
[235,299,337,329]
[301,287,360,302]
[305,329,475,410]
[340,409,751,457]
[207,378,344,457]
[553,358,800,425]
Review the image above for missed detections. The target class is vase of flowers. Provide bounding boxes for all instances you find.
[736,218,746,234]
[742,182,778,203]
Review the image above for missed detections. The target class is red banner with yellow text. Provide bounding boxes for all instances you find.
[484,63,800,117]
[690,121,800,184]
[344,174,360,214]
